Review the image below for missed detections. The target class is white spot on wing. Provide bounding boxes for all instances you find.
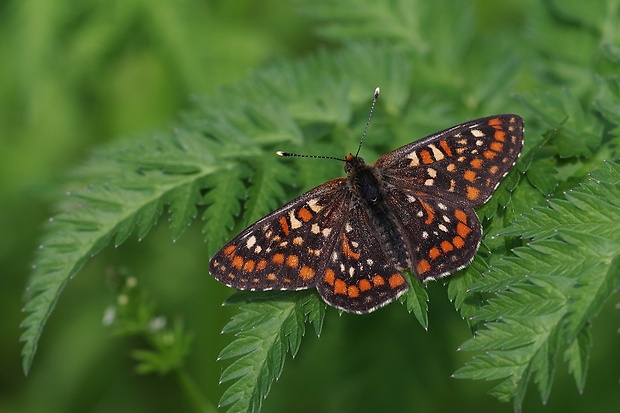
[428,144,445,161]
[289,210,302,229]
[246,235,257,249]
[407,151,420,166]
[307,198,323,213]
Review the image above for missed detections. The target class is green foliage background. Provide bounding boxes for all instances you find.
[1,0,618,412]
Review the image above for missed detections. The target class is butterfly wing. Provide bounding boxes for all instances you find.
[375,114,524,207]
[209,178,351,291]
[315,201,410,313]
[383,188,482,281]
[375,114,523,281]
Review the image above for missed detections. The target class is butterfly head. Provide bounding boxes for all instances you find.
[344,153,366,174]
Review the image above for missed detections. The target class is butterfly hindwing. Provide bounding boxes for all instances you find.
[315,202,410,313]
[382,187,482,281]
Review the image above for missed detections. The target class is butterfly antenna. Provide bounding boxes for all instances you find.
[354,86,380,158]
[275,151,345,162]
[276,87,380,162]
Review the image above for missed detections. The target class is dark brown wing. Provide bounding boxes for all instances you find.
[315,201,410,313]
[374,114,523,281]
[209,178,350,291]
[382,187,482,281]
[375,114,524,207]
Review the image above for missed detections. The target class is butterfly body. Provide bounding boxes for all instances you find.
[209,114,523,313]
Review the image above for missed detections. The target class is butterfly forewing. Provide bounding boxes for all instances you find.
[375,114,524,207]
[209,179,350,291]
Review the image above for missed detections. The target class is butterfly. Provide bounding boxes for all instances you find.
[209,88,524,313]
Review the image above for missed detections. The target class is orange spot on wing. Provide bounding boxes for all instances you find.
[286,255,299,268]
[463,170,476,182]
[372,275,385,286]
[324,269,335,285]
[272,253,285,265]
[299,265,315,281]
[466,186,480,201]
[439,140,453,156]
[452,236,465,248]
[232,256,244,269]
[416,259,431,275]
[267,273,277,281]
[223,245,236,256]
[334,279,347,295]
[454,209,467,223]
[429,247,441,260]
[418,199,435,224]
[348,285,360,298]
[441,240,454,253]
[483,150,498,159]
[388,274,405,288]
[470,158,483,169]
[488,117,502,127]
[257,260,267,270]
[243,260,255,272]
[456,223,472,238]
[420,150,434,164]
[494,130,506,141]
[279,216,290,235]
[490,142,504,152]
[359,279,372,291]
[297,207,313,222]
[342,235,360,259]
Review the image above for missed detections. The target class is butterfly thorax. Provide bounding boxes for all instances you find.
[345,154,381,204]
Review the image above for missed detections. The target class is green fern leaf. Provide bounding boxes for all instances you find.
[401,271,429,329]
[203,167,249,255]
[516,89,603,158]
[454,161,620,410]
[20,132,222,374]
[218,291,324,413]
[564,326,592,393]
[447,255,488,327]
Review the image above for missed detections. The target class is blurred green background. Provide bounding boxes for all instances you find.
[1,1,617,412]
